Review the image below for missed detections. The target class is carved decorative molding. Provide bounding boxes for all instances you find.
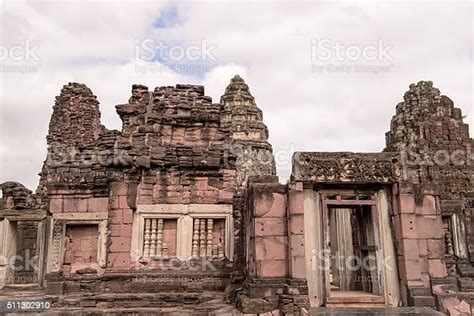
[292,152,400,183]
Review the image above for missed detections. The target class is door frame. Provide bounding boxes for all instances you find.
[321,194,384,298]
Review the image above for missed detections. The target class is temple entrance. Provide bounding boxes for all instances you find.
[321,193,390,307]
[0,216,47,289]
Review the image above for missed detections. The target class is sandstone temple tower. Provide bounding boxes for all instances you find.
[0,79,472,315]
[221,75,276,186]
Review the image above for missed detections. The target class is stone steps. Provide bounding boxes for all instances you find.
[55,291,228,309]
[43,305,240,315]
[49,292,238,315]
[325,292,386,308]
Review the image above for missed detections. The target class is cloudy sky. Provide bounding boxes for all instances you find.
[0,0,472,190]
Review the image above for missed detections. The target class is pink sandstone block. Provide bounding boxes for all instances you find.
[418,239,428,257]
[110,210,123,224]
[88,197,109,212]
[110,236,131,253]
[120,224,133,237]
[428,259,447,278]
[401,239,420,259]
[417,195,437,215]
[77,199,88,212]
[107,252,131,268]
[291,255,306,279]
[257,259,288,277]
[416,216,443,239]
[118,195,129,209]
[109,195,119,209]
[288,191,304,215]
[110,224,121,237]
[421,273,430,287]
[63,198,78,213]
[290,214,304,235]
[122,209,133,224]
[290,235,305,257]
[49,198,63,213]
[254,218,287,237]
[255,237,288,260]
[255,193,287,218]
[399,194,415,214]
[218,189,233,203]
[420,256,429,274]
[398,257,422,281]
[111,182,128,196]
[427,239,445,259]
[394,214,417,239]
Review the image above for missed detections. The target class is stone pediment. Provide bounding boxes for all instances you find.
[291,151,400,183]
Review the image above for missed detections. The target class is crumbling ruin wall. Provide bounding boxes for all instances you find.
[385,81,474,310]
[36,81,237,296]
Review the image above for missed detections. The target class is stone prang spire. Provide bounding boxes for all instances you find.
[221,75,277,186]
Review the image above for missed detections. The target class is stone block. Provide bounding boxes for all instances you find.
[418,239,428,257]
[107,252,131,268]
[255,193,287,218]
[88,197,109,212]
[77,199,88,212]
[427,239,444,259]
[288,191,304,215]
[255,236,288,260]
[63,198,78,213]
[416,216,443,239]
[118,195,129,209]
[398,257,422,281]
[111,182,128,196]
[417,195,437,215]
[110,224,121,237]
[49,198,63,213]
[291,255,306,279]
[428,259,447,278]
[401,239,419,259]
[110,210,122,224]
[122,209,133,224]
[399,194,415,214]
[109,236,131,253]
[120,224,133,237]
[257,259,288,277]
[290,234,305,257]
[289,214,304,235]
[254,218,287,237]
[394,214,417,238]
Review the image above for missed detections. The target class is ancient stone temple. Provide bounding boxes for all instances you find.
[0,79,472,315]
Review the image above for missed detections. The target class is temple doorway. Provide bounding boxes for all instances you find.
[0,217,47,289]
[320,192,394,307]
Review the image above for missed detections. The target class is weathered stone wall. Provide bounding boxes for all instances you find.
[385,81,474,263]
[385,81,473,310]
[38,82,237,281]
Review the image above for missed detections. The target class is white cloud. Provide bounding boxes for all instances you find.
[0,0,472,190]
